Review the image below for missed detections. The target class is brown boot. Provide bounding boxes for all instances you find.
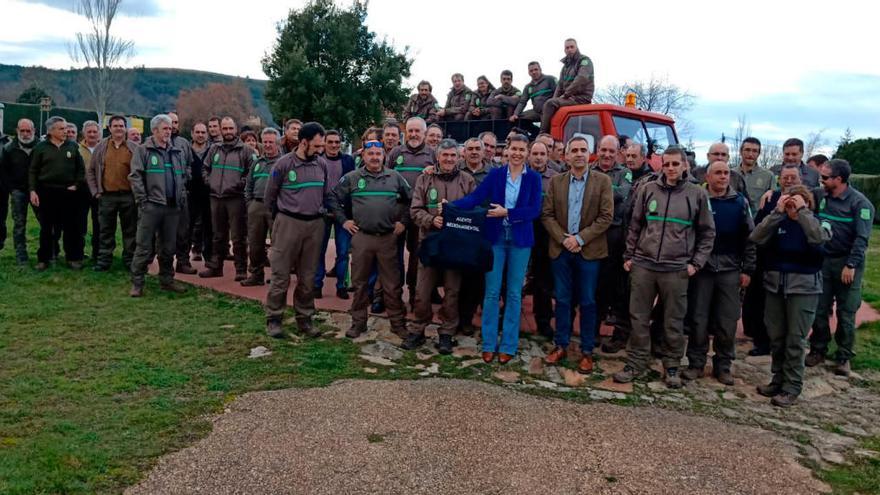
[804,351,825,367]
[176,263,197,275]
[234,271,247,282]
[129,284,144,297]
[297,319,322,338]
[545,346,567,365]
[266,319,284,339]
[240,274,265,287]
[198,266,223,278]
[832,360,851,377]
[577,355,594,374]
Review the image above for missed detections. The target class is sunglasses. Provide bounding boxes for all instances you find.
[821,174,837,181]
[661,161,682,168]
[363,140,383,149]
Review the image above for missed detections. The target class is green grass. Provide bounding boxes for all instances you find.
[0,212,372,494]
[819,437,880,494]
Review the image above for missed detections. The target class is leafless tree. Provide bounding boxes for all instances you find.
[804,129,828,158]
[68,0,135,125]
[729,114,752,165]
[594,74,696,144]
[758,143,782,169]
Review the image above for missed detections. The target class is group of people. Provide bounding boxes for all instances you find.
[1,36,874,408]
[403,38,594,133]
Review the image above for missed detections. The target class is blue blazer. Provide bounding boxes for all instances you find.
[453,165,542,248]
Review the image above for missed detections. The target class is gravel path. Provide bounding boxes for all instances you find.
[127,379,828,495]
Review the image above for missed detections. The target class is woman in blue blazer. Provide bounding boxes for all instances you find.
[453,134,543,363]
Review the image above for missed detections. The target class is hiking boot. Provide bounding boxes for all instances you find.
[69,261,83,270]
[176,263,197,275]
[747,345,770,356]
[805,351,825,367]
[240,275,265,287]
[459,323,476,336]
[833,360,851,377]
[715,370,735,386]
[335,288,350,300]
[613,365,642,384]
[345,326,364,339]
[771,392,798,408]
[664,368,683,389]
[297,319,321,338]
[681,367,704,381]
[36,262,48,271]
[436,334,455,355]
[129,284,144,298]
[401,333,426,350]
[234,271,247,282]
[756,382,782,397]
[160,281,187,293]
[198,267,223,278]
[370,300,385,314]
[266,319,284,338]
[601,339,627,354]
[312,288,323,299]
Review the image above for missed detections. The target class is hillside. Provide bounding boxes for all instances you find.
[0,64,272,123]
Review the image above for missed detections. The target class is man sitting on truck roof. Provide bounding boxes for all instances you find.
[510,62,557,126]
[540,38,595,133]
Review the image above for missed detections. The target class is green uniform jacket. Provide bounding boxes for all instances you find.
[203,138,255,198]
[590,162,632,227]
[331,166,412,234]
[815,186,875,267]
[129,136,190,208]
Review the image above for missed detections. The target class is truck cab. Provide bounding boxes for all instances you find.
[551,104,678,170]
[435,103,678,170]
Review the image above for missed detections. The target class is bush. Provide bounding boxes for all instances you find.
[851,174,880,224]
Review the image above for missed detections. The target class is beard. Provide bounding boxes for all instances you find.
[18,134,35,145]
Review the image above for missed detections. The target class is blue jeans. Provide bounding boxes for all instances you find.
[551,250,600,353]
[315,219,351,289]
[482,240,531,355]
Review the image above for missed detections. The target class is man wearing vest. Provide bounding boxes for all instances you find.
[331,140,411,339]
[386,117,437,305]
[807,159,875,376]
[402,139,476,353]
[682,161,756,385]
[591,135,632,335]
[527,140,558,338]
[86,115,139,272]
[128,114,191,296]
[540,38,594,133]
[241,128,282,287]
[263,123,331,338]
[199,117,254,280]
[750,185,828,407]
[542,135,614,374]
[614,147,716,388]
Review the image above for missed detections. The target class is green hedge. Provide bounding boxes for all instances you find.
[2,101,151,138]
[851,174,880,224]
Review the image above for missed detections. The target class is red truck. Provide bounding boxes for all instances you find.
[437,102,679,170]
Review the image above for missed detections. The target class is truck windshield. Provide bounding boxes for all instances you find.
[562,114,600,153]
[612,116,647,144]
[645,121,677,155]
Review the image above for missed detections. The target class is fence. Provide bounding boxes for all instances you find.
[1,101,151,138]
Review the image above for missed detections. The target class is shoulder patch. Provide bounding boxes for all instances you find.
[66,151,72,158]
[357,177,367,189]
[649,199,658,213]
[429,187,438,201]
[254,162,261,172]
[580,58,590,66]
[151,155,158,166]
[465,94,471,101]
[625,171,632,183]
[819,198,826,211]
[213,153,220,163]
[861,208,872,221]
[396,155,404,165]
[288,170,297,182]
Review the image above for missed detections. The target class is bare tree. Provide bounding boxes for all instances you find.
[758,143,782,169]
[594,74,696,143]
[804,129,828,158]
[68,0,135,125]
[728,114,752,165]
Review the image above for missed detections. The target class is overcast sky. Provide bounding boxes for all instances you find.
[2,0,878,159]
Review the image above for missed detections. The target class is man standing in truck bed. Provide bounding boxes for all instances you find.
[540,38,595,133]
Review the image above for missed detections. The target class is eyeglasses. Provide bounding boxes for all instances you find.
[363,141,383,149]
[821,174,837,181]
